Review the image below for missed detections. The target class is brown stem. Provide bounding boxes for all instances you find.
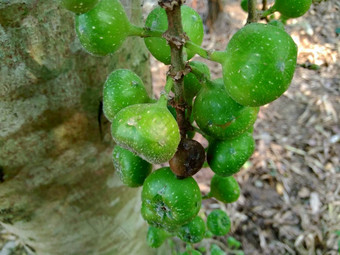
[262,0,267,10]
[246,0,259,24]
[159,0,190,139]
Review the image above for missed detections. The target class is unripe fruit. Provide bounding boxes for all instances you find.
[207,209,231,236]
[103,69,150,122]
[240,0,248,12]
[274,0,312,18]
[111,101,180,164]
[146,226,170,248]
[210,175,240,203]
[181,251,202,255]
[193,78,259,139]
[222,23,297,106]
[112,145,152,187]
[177,216,206,243]
[141,168,202,231]
[61,0,99,14]
[207,131,255,176]
[75,0,130,55]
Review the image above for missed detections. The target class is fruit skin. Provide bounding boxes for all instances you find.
[61,0,99,14]
[184,61,211,105]
[167,105,177,120]
[112,145,152,187]
[146,226,170,248]
[193,78,259,140]
[181,251,202,255]
[207,131,255,177]
[222,23,297,106]
[210,175,240,203]
[273,0,312,18]
[207,209,231,236]
[268,19,285,30]
[176,216,206,243]
[169,139,205,178]
[141,167,202,232]
[210,244,227,255]
[226,237,242,249]
[144,6,204,65]
[103,69,150,122]
[240,0,248,12]
[111,102,180,164]
[75,0,130,56]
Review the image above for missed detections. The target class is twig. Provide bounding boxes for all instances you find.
[128,25,164,38]
[184,41,226,63]
[247,0,258,23]
[159,0,190,139]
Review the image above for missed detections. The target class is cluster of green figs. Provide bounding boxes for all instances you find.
[61,0,312,252]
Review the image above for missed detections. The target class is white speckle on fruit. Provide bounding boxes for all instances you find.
[127,118,137,126]
[277,62,285,72]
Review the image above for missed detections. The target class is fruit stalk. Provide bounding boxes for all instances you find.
[160,0,188,139]
[261,6,277,18]
[158,77,174,106]
[184,41,227,64]
[128,24,164,38]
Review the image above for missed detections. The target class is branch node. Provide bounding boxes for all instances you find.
[168,64,191,81]
[158,0,185,10]
[163,31,188,49]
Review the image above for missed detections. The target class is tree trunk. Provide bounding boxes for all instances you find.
[206,0,223,32]
[0,1,161,254]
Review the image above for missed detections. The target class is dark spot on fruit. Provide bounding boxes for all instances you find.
[169,139,205,178]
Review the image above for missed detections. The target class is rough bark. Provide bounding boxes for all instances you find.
[0,0,160,254]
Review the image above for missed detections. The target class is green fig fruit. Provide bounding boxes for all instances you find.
[103,69,150,122]
[177,216,206,243]
[193,78,259,140]
[111,99,180,164]
[61,0,99,14]
[112,145,152,187]
[210,175,240,203]
[207,131,255,176]
[75,0,130,56]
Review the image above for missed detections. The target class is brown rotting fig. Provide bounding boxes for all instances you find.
[169,138,205,178]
